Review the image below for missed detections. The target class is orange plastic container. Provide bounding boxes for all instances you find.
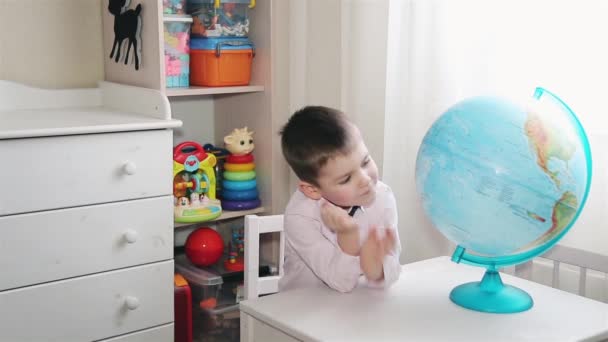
[190,37,254,87]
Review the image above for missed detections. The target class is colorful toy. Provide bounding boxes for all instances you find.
[227,153,253,163]
[221,199,260,211]
[222,179,257,191]
[190,0,254,38]
[223,170,256,181]
[164,16,192,88]
[173,141,222,223]
[224,127,254,155]
[221,127,262,210]
[221,189,258,201]
[185,227,225,267]
[224,162,254,172]
[163,0,186,14]
[224,226,245,271]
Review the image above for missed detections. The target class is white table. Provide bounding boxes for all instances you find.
[239,257,608,341]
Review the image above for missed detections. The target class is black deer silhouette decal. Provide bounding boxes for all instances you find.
[108,0,142,70]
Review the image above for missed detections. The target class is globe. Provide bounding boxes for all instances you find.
[415,87,592,313]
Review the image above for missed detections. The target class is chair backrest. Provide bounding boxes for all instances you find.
[243,214,285,300]
[514,244,608,301]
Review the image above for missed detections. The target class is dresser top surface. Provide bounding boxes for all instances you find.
[0,107,181,139]
[0,80,181,139]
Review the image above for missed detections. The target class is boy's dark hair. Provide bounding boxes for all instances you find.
[280,106,353,186]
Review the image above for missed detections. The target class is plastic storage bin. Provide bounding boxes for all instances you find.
[175,254,241,341]
[190,37,254,87]
[164,15,192,88]
[188,0,254,37]
[164,0,187,14]
[175,254,225,309]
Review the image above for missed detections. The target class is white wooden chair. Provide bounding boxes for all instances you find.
[514,245,608,302]
[243,214,285,300]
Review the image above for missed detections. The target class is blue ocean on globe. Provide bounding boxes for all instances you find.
[415,93,591,256]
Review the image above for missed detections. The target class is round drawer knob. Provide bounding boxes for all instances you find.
[123,161,137,175]
[125,296,140,310]
[124,229,138,244]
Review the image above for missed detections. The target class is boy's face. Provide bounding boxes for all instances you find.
[306,128,379,207]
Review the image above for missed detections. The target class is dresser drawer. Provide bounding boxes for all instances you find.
[0,197,173,291]
[0,261,174,342]
[0,130,172,215]
[99,323,173,342]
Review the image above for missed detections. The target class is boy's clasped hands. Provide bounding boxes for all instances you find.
[320,199,397,281]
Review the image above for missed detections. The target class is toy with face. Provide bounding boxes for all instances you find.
[178,197,190,207]
[224,127,255,156]
[190,192,201,206]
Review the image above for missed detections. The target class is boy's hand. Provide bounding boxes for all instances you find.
[360,226,396,281]
[321,199,360,256]
[320,199,357,234]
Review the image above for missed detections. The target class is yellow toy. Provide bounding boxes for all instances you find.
[221,127,261,211]
[173,141,222,223]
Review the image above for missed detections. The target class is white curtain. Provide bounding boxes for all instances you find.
[383,0,608,262]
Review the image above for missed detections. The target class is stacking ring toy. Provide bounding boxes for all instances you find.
[223,179,257,191]
[224,162,255,172]
[224,170,256,181]
[222,189,259,201]
[227,154,254,163]
[222,198,261,211]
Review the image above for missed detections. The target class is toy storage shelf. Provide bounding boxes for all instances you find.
[101,0,290,215]
[174,206,266,229]
[166,85,265,97]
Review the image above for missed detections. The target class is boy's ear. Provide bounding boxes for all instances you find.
[298,180,322,200]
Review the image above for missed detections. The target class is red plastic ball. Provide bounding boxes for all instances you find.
[185,227,224,267]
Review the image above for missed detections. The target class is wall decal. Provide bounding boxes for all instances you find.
[108,0,143,70]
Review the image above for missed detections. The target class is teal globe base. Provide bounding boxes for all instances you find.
[449,269,533,313]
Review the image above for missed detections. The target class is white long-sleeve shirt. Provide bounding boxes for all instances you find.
[279,181,402,293]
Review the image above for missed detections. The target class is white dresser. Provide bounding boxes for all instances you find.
[0,81,182,341]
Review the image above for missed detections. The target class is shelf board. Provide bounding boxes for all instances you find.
[174,206,266,228]
[166,85,264,97]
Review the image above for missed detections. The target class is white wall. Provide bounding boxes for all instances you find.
[340,0,389,177]
[170,97,216,145]
[287,0,390,184]
[0,0,216,152]
[0,0,104,88]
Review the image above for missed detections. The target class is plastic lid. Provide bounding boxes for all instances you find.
[174,273,188,287]
[190,37,253,50]
[189,0,253,5]
[163,14,193,23]
[175,254,223,286]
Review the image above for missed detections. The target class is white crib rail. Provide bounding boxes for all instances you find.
[514,245,608,301]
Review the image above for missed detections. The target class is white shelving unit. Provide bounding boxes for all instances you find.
[100,3,290,339]
[101,0,291,224]
[174,207,266,229]
[166,85,265,97]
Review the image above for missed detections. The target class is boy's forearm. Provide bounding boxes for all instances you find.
[337,230,360,256]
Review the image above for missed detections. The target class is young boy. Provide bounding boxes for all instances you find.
[278,106,401,293]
